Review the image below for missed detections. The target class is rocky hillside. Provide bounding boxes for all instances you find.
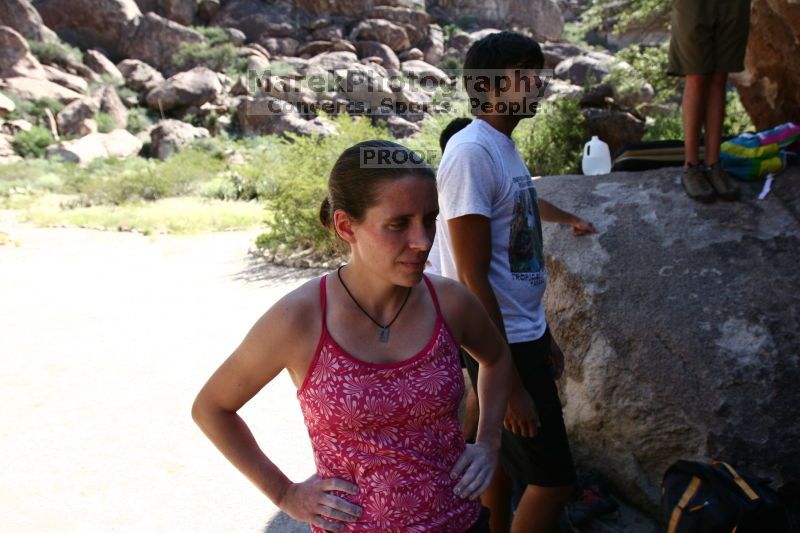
[0,0,687,166]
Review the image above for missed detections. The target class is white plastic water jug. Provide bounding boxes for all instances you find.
[582,136,611,175]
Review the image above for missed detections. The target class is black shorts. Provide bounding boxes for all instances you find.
[463,328,577,487]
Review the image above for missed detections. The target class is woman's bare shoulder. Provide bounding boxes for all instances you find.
[425,274,476,330]
[258,275,325,333]
[425,273,472,303]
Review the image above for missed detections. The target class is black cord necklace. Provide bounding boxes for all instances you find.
[337,265,412,343]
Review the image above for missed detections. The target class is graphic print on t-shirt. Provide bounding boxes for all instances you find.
[508,175,544,283]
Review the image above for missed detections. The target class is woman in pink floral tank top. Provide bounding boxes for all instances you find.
[193,141,512,532]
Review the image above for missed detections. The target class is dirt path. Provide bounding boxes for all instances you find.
[0,220,315,532]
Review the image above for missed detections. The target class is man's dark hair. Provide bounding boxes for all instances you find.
[463,31,545,73]
[463,32,545,114]
[439,117,473,152]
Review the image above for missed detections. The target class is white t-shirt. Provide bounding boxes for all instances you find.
[436,119,547,343]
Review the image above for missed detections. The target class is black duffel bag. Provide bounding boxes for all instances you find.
[661,459,793,533]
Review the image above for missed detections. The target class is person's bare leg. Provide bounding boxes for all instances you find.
[483,463,513,533]
[510,483,575,533]
[703,71,727,165]
[682,74,709,166]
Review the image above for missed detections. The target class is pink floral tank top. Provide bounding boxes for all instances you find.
[297,275,481,532]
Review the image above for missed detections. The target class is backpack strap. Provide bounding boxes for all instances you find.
[668,476,702,533]
[713,461,760,501]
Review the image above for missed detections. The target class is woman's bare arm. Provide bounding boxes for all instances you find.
[191,286,362,531]
[191,294,306,505]
[434,277,513,500]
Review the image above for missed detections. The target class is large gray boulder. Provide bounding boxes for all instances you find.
[117,59,165,94]
[0,92,15,116]
[400,59,451,87]
[428,0,563,41]
[420,24,444,65]
[258,76,316,107]
[295,0,425,17]
[33,0,141,59]
[149,118,209,160]
[0,134,21,163]
[349,19,410,52]
[57,95,100,136]
[0,25,46,79]
[122,12,205,74]
[0,0,58,42]
[236,96,337,138]
[355,41,400,70]
[95,85,128,129]
[145,66,222,112]
[555,51,616,86]
[211,0,294,43]
[260,37,300,57]
[542,41,585,70]
[366,6,431,46]
[134,0,196,26]
[42,64,89,93]
[305,51,359,74]
[535,167,800,511]
[581,108,645,155]
[84,50,125,85]
[0,76,83,103]
[46,129,142,163]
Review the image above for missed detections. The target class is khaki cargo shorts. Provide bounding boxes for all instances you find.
[668,0,752,75]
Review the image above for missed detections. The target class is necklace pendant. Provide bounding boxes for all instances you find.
[379,327,390,343]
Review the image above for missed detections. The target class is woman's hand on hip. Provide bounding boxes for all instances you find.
[450,441,498,500]
[279,474,362,531]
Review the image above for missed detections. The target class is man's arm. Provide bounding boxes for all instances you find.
[447,214,540,438]
[447,215,505,336]
[538,198,597,235]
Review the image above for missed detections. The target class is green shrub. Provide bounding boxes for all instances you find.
[195,26,230,47]
[723,90,754,137]
[268,60,299,77]
[59,142,228,205]
[255,115,391,255]
[607,42,681,105]
[28,39,82,66]
[171,41,247,77]
[126,107,154,134]
[439,56,464,76]
[116,86,138,102]
[12,126,53,158]
[642,111,683,141]
[442,24,467,47]
[8,96,64,124]
[198,175,239,200]
[404,108,469,169]
[515,97,587,176]
[95,112,115,133]
[0,159,66,199]
[575,0,670,48]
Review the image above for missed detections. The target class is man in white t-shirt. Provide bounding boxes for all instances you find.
[437,32,596,533]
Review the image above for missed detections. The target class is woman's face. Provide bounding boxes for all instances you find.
[348,175,438,286]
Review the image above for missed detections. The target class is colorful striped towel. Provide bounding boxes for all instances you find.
[720,122,800,180]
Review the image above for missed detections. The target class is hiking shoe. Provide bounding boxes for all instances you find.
[681,163,715,203]
[706,163,741,201]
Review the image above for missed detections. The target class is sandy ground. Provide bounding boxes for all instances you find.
[0,219,315,532]
[0,218,656,533]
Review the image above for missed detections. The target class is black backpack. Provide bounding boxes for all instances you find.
[661,459,793,533]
